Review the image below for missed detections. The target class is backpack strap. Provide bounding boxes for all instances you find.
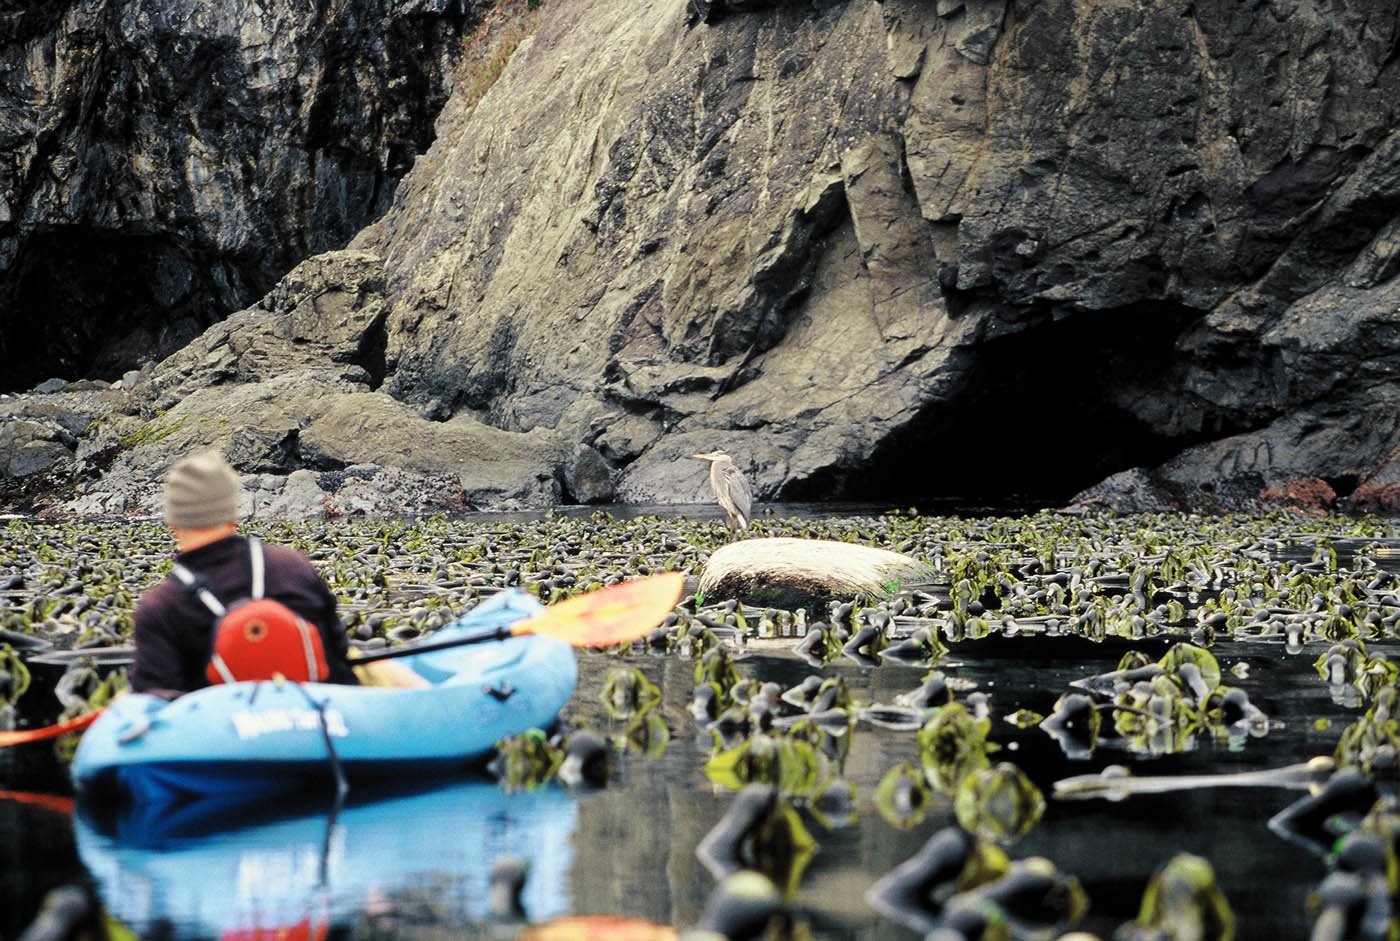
[171,538,265,613]
[170,562,227,618]
[170,555,237,683]
[206,648,238,685]
[249,537,266,600]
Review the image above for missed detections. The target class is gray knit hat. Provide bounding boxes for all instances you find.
[163,450,242,528]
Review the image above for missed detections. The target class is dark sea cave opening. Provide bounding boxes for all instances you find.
[0,229,261,394]
[782,302,1213,514]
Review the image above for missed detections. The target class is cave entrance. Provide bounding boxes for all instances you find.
[786,302,1210,512]
[0,229,259,393]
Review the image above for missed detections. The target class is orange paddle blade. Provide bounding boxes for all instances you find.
[0,709,103,749]
[512,572,685,647]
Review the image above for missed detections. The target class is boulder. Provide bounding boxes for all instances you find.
[139,251,390,412]
[0,387,126,506]
[697,537,934,608]
[60,373,562,517]
[0,419,75,479]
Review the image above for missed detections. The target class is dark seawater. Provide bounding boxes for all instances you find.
[560,639,1366,940]
[2,637,1385,940]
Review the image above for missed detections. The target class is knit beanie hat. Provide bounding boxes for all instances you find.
[163,450,243,528]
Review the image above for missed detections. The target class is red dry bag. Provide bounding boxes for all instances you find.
[171,537,330,684]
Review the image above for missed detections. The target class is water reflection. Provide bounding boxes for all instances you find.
[73,780,577,938]
[1,791,90,941]
[4,635,1385,940]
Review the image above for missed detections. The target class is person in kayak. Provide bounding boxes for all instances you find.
[130,450,361,698]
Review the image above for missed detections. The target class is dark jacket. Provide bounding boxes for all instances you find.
[131,534,358,698]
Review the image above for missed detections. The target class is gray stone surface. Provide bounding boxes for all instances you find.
[36,249,561,517]
[349,0,1400,512]
[0,0,470,390]
[6,0,1400,516]
[0,386,121,492]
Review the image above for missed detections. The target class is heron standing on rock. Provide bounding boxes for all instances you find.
[693,451,752,533]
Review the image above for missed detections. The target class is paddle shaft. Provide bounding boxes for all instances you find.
[352,625,518,663]
[22,634,516,669]
[0,709,103,748]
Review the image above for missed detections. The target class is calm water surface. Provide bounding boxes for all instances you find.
[1,635,1382,940]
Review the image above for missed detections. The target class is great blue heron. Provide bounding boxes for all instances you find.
[692,451,752,533]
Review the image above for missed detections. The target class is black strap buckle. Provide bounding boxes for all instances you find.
[484,682,517,702]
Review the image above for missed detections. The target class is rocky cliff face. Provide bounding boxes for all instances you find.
[4,0,1400,517]
[0,0,470,392]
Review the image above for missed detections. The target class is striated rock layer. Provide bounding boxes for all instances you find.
[4,0,1400,517]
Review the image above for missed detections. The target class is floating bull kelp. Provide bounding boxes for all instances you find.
[695,784,818,900]
[601,666,662,720]
[704,732,830,799]
[1332,686,1400,775]
[488,728,563,791]
[865,826,1011,934]
[1125,853,1235,941]
[916,701,997,794]
[0,644,30,708]
[873,762,936,830]
[691,869,787,941]
[1316,638,1400,706]
[5,508,1400,939]
[1056,642,1270,757]
[1305,800,1400,940]
[954,762,1046,844]
[1037,693,1102,759]
[617,710,671,759]
[51,667,125,762]
[791,620,844,666]
[866,824,1086,938]
[556,730,610,790]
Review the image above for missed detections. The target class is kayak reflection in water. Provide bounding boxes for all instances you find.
[73,779,578,939]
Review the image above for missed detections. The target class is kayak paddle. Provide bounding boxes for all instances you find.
[353,571,685,663]
[0,572,686,747]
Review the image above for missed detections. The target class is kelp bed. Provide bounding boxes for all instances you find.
[3,508,1400,940]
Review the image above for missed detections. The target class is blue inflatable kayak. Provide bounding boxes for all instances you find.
[71,590,577,804]
[74,779,577,937]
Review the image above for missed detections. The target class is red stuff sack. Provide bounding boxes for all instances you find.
[205,597,330,685]
[172,537,331,685]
